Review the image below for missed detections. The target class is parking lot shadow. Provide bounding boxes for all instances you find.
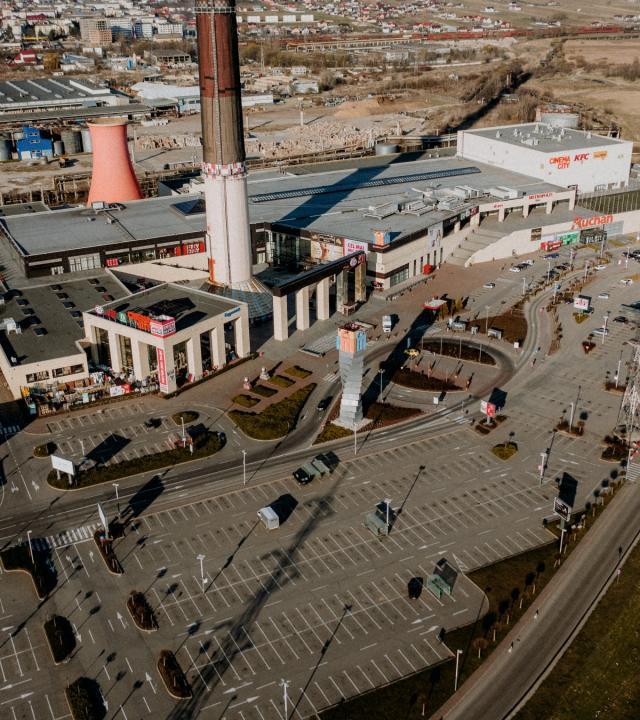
[164,479,340,720]
[87,434,130,465]
[270,494,298,526]
[122,474,164,520]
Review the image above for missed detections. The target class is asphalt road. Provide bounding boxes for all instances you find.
[435,481,640,720]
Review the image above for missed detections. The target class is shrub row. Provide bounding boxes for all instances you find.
[44,615,76,663]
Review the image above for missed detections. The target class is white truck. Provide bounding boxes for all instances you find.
[382,315,393,333]
[257,506,280,530]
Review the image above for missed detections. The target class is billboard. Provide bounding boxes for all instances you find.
[343,239,368,257]
[573,295,591,312]
[428,222,443,249]
[557,230,580,246]
[480,400,496,418]
[157,348,169,393]
[51,455,75,476]
[540,238,562,252]
[310,239,343,262]
[553,496,572,522]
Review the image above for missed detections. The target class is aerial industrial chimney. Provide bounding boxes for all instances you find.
[196,0,259,291]
[86,118,142,206]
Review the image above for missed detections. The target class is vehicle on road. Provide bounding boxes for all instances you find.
[317,396,332,412]
[613,316,628,324]
[509,266,521,273]
[598,292,610,300]
[621,278,633,286]
[595,264,608,271]
[293,454,333,484]
[382,315,393,333]
[544,252,559,259]
[521,259,535,266]
[592,327,609,336]
[483,282,496,289]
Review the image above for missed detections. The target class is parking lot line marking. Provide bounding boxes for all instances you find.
[345,590,381,631]
[369,659,389,683]
[410,642,429,666]
[183,645,210,691]
[241,627,271,671]
[356,664,375,689]
[198,640,226,687]
[253,704,268,720]
[296,608,324,647]
[213,635,242,681]
[253,622,285,666]
[299,687,320,716]
[360,643,377,652]
[309,605,342,645]
[343,670,360,693]
[8,635,22,678]
[229,633,257,676]
[397,648,417,672]
[268,617,300,661]
[328,674,344,699]
[23,629,39,672]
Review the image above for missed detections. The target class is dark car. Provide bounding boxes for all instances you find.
[317,396,332,412]
[144,418,161,428]
[408,577,423,600]
[613,316,628,324]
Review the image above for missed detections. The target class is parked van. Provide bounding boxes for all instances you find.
[257,506,280,530]
[382,315,393,333]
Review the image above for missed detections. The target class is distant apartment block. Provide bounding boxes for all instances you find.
[79,18,112,46]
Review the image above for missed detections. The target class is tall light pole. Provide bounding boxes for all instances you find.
[113,482,120,514]
[27,530,34,565]
[280,679,290,719]
[384,498,392,534]
[485,305,490,335]
[196,553,206,593]
[454,648,463,691]
[242,449,247,486]
[569,401,575,432]
[378,368,384,399]
[602,313,609,345]
[539,451,547,486]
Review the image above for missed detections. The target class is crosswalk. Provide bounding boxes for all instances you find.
[30,523,99,552]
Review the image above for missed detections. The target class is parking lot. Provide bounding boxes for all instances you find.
[1,245,637,719]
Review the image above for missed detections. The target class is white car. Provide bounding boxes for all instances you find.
[592,327,609,336]
[509,266,521,273]
[598,292,610,300]
[483,282,496,289]
[621,278,633,286]
[595,264,607,271]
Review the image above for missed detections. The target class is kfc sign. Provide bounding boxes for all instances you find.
[572,213,613,230]
[574,153,590,162]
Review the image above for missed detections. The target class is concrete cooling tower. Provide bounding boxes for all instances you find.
[86,118,142,206]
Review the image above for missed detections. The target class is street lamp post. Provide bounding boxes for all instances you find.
[454,648,463,691]
[485,305,490,335]
[280,679,290,720]
[539,451,547,486]
[196,553,206,593]
[602,314,609,345]
[113,482,120,514]
[546,260,551,283]
[242,449,247,486]
[27,530,34,565]
[379,368,384,399]
[569,401,575,432]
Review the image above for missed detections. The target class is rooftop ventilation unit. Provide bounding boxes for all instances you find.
[363,203,397,220]
[496,130,502,138]
[399,199,435,216]
[489,186,521,200]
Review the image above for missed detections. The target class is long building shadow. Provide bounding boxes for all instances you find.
[164,480,340,720]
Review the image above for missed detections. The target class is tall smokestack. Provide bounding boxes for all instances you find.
[196,0,253,287]
[86,118,142,206]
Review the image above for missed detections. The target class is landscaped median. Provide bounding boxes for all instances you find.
[47,431,224,490]
[229,383,316,440]
[0,542,57,599]
[44,615,76,664]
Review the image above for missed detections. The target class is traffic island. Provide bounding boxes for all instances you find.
[127,591,158,632]
[314,402,422,444]
[604,381,626,394]
[93,530,123,575]
[171,411,198,425]
[44,615,76,664]
[65,677,106,720]
[556,419,585,437]
[229,383,316,440]
[157,650,192,699]
[421,340,496,366]
[392,367,462,392]
[0,542,57,599]
[473,415,507,435]
[47,431,224,489]
[33,441,57,458]
[601,434,627,462]
[491,442,518,461]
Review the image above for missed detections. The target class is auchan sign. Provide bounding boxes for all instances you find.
[572,214,614,230]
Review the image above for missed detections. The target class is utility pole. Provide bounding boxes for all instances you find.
[242,449,247,486]
[454,648,463,691]
[539,451,547,486]
[27,530,34,565]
